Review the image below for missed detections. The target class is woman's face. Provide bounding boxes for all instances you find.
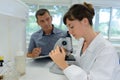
[66,18,85,39]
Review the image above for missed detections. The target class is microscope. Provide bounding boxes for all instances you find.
[49,31,75,74]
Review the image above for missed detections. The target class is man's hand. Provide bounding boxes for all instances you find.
[31,48,41,58]
[27,48,41,58]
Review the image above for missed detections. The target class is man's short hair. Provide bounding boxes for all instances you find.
[35,9,50,19]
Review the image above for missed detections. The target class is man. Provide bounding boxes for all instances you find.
[27,9,66,58]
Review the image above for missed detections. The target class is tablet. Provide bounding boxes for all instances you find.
[27,55,49,59]
[33,55,49,59]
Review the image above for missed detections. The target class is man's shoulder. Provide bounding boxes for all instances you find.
[54,27,66,34]
[31,29,42,37]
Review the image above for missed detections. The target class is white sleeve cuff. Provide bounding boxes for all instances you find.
[63,65,87,80]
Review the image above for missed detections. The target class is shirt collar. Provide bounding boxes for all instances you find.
[42,24,62,35]
[42,24,55,36]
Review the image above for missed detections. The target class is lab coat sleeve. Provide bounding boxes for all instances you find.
[63,65,87,80]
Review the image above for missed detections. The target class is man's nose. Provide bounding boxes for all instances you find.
[44,21,48,25]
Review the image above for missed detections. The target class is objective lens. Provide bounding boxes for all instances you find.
[62,41,67,45]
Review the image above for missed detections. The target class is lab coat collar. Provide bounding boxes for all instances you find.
[78,33,106,71]
[86,33,105,54]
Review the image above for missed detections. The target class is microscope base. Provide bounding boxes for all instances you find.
[49,61,75,75]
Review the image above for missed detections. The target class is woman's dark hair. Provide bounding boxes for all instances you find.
[63,2,95,26]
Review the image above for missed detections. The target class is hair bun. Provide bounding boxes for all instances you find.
[83,2,95,16]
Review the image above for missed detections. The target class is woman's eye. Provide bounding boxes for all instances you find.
[70,26,74,29]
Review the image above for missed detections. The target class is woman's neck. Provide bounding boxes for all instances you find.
[82,31,98,52]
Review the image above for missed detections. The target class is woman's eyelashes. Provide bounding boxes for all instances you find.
[69,25,74,29]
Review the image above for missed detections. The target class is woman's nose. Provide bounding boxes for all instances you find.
[68,30,73,35]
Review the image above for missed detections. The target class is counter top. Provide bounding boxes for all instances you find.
[19,58,68,80]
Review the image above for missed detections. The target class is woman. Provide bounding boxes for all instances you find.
[49,2,119,80]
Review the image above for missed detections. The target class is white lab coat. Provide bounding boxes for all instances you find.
[113,65,120,80]
[63,33,119,80]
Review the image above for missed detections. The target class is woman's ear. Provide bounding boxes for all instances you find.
[82,18,89,24]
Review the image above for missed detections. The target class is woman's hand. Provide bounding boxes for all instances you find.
[49,46,69,70]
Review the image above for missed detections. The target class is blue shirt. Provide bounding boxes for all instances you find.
[28,26,67,55]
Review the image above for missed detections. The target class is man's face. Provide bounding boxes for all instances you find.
[37,12,52,30]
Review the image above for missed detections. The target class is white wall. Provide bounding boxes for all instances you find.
[0,0,28,60]
[0,0,28,19]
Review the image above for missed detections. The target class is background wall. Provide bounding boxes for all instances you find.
[0,0,28,60]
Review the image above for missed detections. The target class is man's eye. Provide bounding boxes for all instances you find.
[46,18,49,21]
[39,20,44,23]
[46,17,50,21]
